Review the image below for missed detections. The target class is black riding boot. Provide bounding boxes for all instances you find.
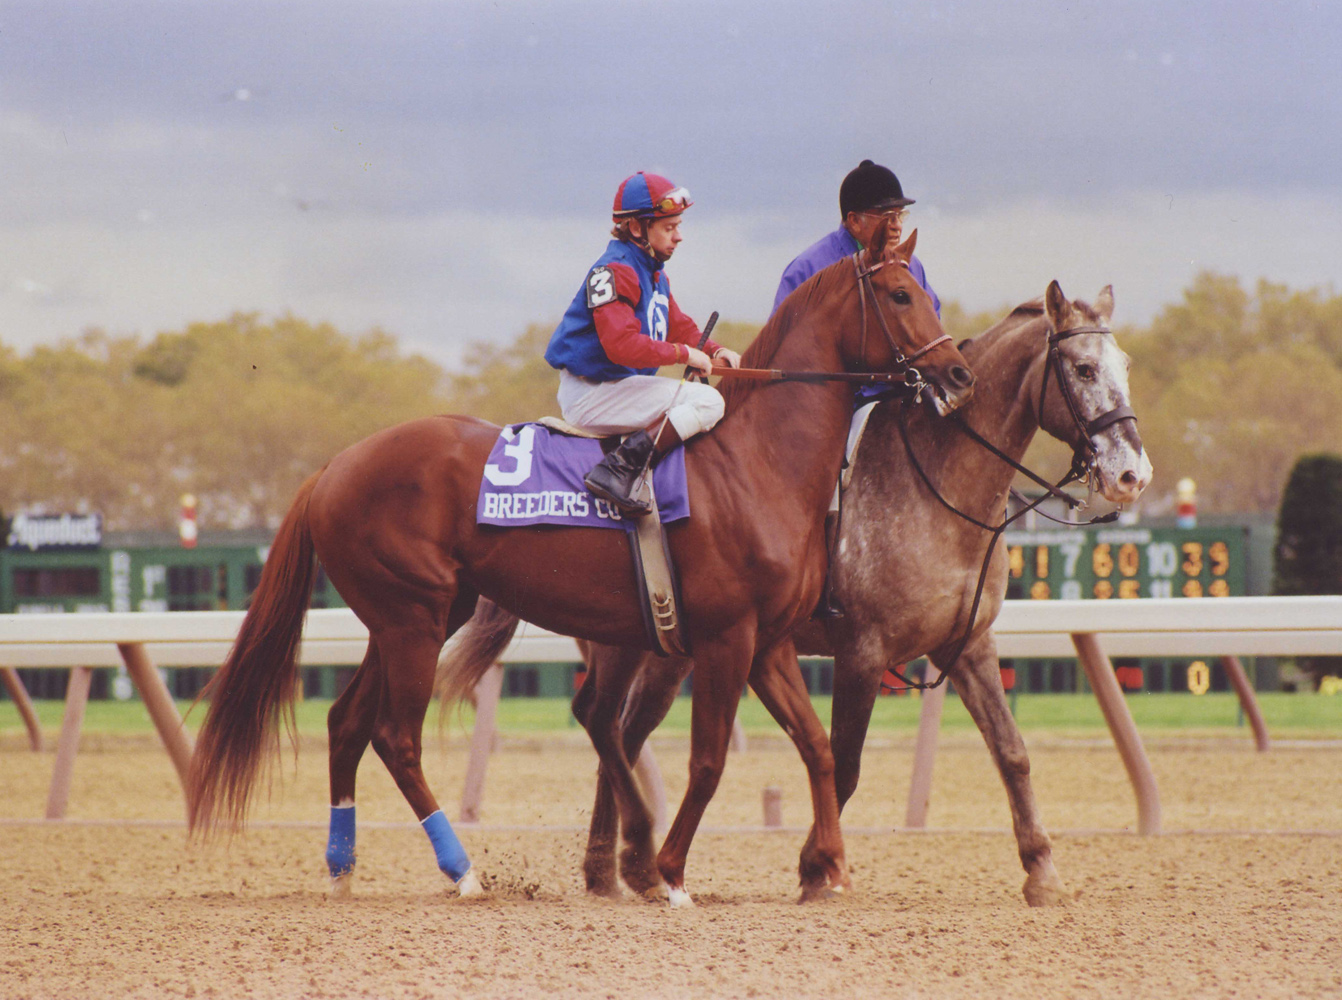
[813,510,845,619]
[583,430,656,516]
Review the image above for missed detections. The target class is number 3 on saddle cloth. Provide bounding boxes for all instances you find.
[476,420,691,656]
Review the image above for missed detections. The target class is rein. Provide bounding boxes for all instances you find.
[707,252,951,393]
[709,366,920,387]
[881,321,1134,691]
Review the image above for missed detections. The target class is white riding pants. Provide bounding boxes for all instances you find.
[557,371,726,440]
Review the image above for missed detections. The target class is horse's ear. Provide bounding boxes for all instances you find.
[892,228,917,263]
[864,216,892,267]
[1045,280,1073,329]
[1095,285,1115,323]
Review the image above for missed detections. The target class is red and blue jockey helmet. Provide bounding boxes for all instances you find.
[612,172,692,220]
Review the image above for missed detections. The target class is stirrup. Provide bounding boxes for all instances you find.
[814,514,845,619]
[812,594,845,620]
[583,431,655,516]
[585,476,652,516]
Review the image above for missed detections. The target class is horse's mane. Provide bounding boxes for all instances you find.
[1008,298,1045,320]
[962,293,1105,364]
[720,261,853,414]
[944,298,1045,364]
[1001,293,1105,327]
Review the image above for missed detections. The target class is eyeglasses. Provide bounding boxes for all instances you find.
[861,207,909,223]
[653,187,692,214]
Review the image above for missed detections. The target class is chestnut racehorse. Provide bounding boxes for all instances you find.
[186,224,975,906]
[565,282,1151,904]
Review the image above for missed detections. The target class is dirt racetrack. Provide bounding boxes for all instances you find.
[3,728,1341,999]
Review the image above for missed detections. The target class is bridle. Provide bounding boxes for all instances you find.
[852,252,951,394]
[1040,325,1138,488]
[705,253,955,393]
[944,323,1140,510]
[880,320,1139,690]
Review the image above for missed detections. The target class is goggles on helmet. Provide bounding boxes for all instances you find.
[613,174,693,220]
[651,187,692,216]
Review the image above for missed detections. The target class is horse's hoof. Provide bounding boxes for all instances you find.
[798,876,850,903]
[620,870,665,899]
[586,881,623,900]
[329,873,353,899]
[1023,870,1069,907]
[454,869,485,899]
[639,882,669,903]
[797,884,836,903]
[667,885,695,909]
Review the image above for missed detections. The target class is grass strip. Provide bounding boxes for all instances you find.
[3,691,1338,737]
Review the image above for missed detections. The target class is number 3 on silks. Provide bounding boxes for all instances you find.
[586,266,616,308]
[484,425,536,486]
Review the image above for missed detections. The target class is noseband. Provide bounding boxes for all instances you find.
[853,253,951,390]
[1040,325,1139,483]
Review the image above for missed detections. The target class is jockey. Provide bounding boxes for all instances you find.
[773,159,941,317]
[545,171,741,516]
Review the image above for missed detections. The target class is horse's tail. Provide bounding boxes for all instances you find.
[186,470,323,838]
[435,598,521,710]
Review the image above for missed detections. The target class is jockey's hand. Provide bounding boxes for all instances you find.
[685,346,714,376]
[711,347,741,369]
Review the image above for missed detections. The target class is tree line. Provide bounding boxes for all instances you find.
[2,271,1339,530]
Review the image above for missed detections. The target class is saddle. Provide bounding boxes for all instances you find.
[506,418,691,658]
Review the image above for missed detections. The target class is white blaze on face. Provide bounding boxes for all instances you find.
[1134,447,1155,493]
[1085,336,1149,504]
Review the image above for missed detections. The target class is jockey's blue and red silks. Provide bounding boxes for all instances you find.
[477,423,690,529]
[614,172,656,215]
[545,240,680,381]
[325,804,356,878]
[421,810,471,882]
[772,226,941,317]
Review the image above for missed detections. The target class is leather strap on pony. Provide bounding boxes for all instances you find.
[1040,325,1139,482]
[852,253,951,386]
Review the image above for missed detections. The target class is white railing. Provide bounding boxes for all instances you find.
[992,596,1342,656]
[3,597,1339,828]
[3,596,1340,666]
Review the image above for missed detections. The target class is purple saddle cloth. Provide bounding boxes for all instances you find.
[476,423,689,529]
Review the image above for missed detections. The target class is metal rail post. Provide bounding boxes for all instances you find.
[45,667,92,820]
[117,643,195,788]
[1219,655,1271,751]
[904,662,946,828]
[1072,632,1162,834]
[633,743,669,834]
[2,666,43,751]
[459,662,504,823]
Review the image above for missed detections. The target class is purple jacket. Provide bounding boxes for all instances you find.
[772,226,941,317]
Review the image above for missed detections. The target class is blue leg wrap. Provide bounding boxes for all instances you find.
[421,809,471,881]
[325,804,357,878]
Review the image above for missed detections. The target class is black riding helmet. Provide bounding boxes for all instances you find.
[839,159,915,217]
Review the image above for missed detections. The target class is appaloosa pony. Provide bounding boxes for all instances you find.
[571,281,1151,905]
[186,223,975,906]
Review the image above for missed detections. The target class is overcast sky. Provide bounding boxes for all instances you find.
[4,0,1340,367]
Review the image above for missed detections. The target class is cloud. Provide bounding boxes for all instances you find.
[3,0,1341,365]
[5,189,1340,368]
[920,189,1342,325]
